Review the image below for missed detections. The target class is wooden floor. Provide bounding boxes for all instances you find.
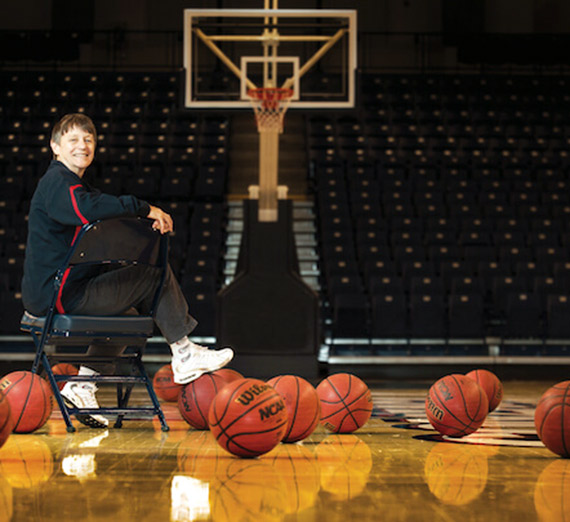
[0,380,566,521]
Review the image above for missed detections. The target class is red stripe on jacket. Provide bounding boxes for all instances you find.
[57,185,89,313]
[69,184,89,225]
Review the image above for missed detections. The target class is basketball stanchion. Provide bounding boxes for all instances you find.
[247,87,294,222]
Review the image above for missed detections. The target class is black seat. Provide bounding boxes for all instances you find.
[20,217,170,433]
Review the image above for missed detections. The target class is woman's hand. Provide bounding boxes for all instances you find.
[147,205,173,234]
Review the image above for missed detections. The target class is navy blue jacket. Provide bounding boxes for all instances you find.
[22,160,150,315]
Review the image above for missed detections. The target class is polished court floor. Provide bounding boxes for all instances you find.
[0,379,566,521]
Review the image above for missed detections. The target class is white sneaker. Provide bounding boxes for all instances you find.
[61,382,109,429]
[171,342,234,385]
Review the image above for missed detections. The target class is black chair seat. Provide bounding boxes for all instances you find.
[21,312,154,337]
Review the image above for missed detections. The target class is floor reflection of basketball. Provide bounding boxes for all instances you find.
[315,434,373,500]
[0,475,12,522]
[176,430,228,482]
[0,435,54,488]
[534,380,570,457]
[265,443,320,515]
[424,442,489,505]
[267,374,320,442]
[534,459,570,522]
[209,459,288,522]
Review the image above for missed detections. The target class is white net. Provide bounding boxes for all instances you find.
[248,88,294,132]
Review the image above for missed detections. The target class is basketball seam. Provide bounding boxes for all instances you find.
[323,375,362,430]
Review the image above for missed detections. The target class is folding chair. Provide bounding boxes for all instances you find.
[20,217,170,433]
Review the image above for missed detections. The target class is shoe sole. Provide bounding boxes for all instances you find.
[62,396,109,429]
[173,352,234,385]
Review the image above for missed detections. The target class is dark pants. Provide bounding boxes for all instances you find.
[63,264,198,373]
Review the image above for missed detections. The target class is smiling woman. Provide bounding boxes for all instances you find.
[49,113,97,178]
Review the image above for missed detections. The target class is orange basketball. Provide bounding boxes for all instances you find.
[425,374,488,438]
[534,380,570,458]
[178,373,227,429]
[152,364,183,402]
[316,373,373,433]
[465,369,503,412]
[208,378,288,457]
[267,375,320,442]
[0,390,12,449]
[212,368,243,383]
[0,371,53,433]
[51,363,78,391]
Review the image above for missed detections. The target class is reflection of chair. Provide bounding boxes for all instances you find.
[20,217,169,433]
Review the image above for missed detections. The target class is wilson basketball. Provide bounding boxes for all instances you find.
[208,378,288,457]
[316,373,373,433]
[267,375,320,442]
[466,369,503,412]
[425,374,488,438]
[51,363,78,391]
[212,368,243,383]
[0,371,53,433]
[153,364,183,402]
[0,390,13,449]
[534,380,570,457]
[178,373,228,430]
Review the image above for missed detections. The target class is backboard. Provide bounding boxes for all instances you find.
[183,7,357,109]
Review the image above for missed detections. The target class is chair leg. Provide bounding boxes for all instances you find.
[134,357,169,432]
[38,351,76,433]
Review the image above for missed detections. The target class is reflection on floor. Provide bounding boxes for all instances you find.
[0,381,567,521]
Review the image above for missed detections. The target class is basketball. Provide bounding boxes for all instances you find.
[51,363,78,391]
[212,368,243,383]
[534,380,570,457]
[178,372,227,429]
[0,391,12,449]
[208,378,288,457]
[267,375,320,442]
[0,371,53,433]
[152,364,183,402]
[425,374,488,438]
[316,373,373,433]
[465,369,503,412]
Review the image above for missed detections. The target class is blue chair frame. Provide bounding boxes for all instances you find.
[21,217,170,433]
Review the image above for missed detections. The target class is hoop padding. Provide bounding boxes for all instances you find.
[248,88,294,132]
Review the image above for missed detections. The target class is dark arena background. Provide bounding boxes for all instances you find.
[1,1,570,521]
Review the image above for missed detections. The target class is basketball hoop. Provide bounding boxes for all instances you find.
[248,87,294,133]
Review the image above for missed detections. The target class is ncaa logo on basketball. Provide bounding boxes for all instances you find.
[259,399,285,421]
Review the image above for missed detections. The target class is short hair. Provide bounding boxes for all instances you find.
[51,113,97,144]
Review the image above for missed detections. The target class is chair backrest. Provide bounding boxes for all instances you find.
[53,217,168,317]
